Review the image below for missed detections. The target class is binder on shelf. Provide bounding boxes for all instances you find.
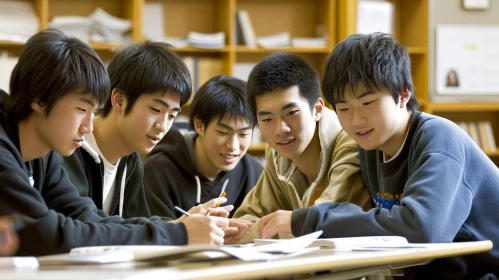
[467,122,482,148]
[236,10,256,47]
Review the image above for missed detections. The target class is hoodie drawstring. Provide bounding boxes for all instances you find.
[119,164,127,217]
[195,175,201,205]
[194,176,230,206]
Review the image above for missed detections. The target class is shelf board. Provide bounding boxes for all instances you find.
[485,150,499,157]
[429,103,499,112]
[0,41,25,47]
[235,46,330,54]
[406,46,427,55]
[248,143,267,152]
[89,42,124,51]
[172,46,231,53]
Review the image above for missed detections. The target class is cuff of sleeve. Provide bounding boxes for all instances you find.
[291,207,313,237]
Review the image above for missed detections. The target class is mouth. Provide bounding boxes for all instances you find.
[221,153,239,164]
[221,153,239,159]
[276,138,295,147]
[74,139,84,147]
[147,135,161,145]
[355,128,374,138]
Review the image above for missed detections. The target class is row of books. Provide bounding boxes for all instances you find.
[456,121,497,152]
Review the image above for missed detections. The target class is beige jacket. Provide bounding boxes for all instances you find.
[233,107,371,242]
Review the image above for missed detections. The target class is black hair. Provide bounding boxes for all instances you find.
[5,29,110,121]
[100,41,192,117]
[246,52,321,120]
[189,75,254,129]
[322,33,419,110]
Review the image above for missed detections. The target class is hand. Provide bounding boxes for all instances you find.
[182,215,229,245]
[224,218,253,244]
[260,210,292,239]
[191,197,234,218]
[0,217,19,256]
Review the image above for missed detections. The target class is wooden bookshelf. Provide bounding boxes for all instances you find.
[2,0,498,162]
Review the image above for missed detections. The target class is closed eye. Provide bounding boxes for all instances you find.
[363,100,375,106]
[77,107,86,113]
[287,110,299,116]
[150,107,160,113]
[338,108,349,112]
[216,130,229,135]
[260,118,272,123]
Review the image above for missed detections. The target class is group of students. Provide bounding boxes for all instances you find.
[0,28,498,279]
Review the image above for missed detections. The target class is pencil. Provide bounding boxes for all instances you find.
[174,206,191,217]
[215,191,226,208]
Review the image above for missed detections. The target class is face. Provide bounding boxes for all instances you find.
[32,91,97,156]
[116,91,181,154]
[195,115,252,172]
[334,82,410,155]
[256,85,322,160]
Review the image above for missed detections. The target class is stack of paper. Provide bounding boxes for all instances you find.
[0,1,39,43]
[48,8,132,43]
[257,32,290,49]
[89,8,132,43]
[48,17,94,43]
[187,32,225,49]
[291,37,327,48]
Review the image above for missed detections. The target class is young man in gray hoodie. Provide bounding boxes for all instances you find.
[143,75,263,219]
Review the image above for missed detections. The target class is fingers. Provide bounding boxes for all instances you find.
[223,227,239,237]
[212,216,230,228]
[208,208,230,218]
[204,208,211,216]
[0,231,18,256]
[260,212,274,235]
[221,205,234,212]
[203,197,228,208]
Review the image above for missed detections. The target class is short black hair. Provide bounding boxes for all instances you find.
[189,75,254,129]
[5,29,109,121]
[246,52,321,120]
[100,41,192,117]
[322,33,419,111]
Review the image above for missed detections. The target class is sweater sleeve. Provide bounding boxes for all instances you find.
[314,131,372,210]
[143,154,178,219]
[0,150,188,256]
[233,146,292,242]
[291,151,473,243]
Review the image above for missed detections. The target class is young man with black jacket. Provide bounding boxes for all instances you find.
[144,75,263,219]
[0,29,235,256]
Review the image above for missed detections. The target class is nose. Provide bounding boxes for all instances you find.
[351,108,367,127]
[79,113,93,134]
[225,134,239,151]
[156,116,171,133]
[275,118,291,136]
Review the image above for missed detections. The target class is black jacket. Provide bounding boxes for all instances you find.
[143,127,263,219]
[62,142,151,218]
[0,90,187,256]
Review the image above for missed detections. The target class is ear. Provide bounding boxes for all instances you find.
[111,88,125,113]
[30,99,45,114]
[193,117,205,135]
[399,90,411,109]
[313,98,325,122]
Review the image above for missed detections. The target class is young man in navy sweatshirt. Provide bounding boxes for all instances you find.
[0,29,236,256]
[260,33,499,279]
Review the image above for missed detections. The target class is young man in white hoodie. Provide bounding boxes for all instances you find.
[233,53,372,242]
[62,41,249,241]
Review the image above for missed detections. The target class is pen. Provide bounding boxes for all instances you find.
[174,206,191,217]
[215,191,226,208]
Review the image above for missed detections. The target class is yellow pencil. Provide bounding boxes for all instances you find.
[215,191,226,208]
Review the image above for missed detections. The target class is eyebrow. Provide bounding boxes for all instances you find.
[217,122,252,132]
[154,98,181,112]
[257,102,299,116]
[335,91,375,103]
[79,97,95,107]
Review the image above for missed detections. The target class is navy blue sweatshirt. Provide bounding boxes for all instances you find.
[292,111,499,279]
[0,90,187,256]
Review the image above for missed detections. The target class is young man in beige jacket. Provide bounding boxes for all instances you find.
[232,53,372,242]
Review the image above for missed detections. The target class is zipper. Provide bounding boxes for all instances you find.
[110,158,136,215]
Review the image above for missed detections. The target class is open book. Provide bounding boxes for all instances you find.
[45,231,323,265]
[254,235,410,249]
